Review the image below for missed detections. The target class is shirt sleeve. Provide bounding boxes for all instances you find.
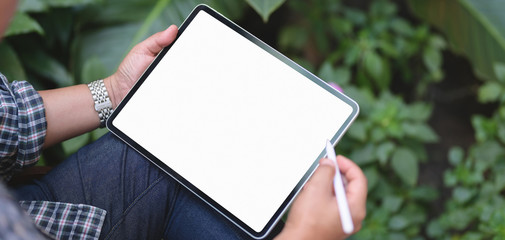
[0,73,47,181]
[0,183,48,240]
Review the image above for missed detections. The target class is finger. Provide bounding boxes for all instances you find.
[304,158,336,195]
[337,155,367,193]
[337,155,367,211]
[142,25,179,56]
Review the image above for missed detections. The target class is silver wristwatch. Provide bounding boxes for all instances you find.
[88,79,113,128]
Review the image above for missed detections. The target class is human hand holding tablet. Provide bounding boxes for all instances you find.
[107,4,359,239]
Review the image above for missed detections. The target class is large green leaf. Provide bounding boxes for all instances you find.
[0,42,26,81]
[71,23,141,84]
[128,0,171,50]
[245,0,285,22]
[72,0,249,84]
[4,12,44,37]
[17,0,100,13]
[18,0,48,12]
[16,46,73,87]
[46,0,101,7]
[408,0,505,82]
[391,147,418,186]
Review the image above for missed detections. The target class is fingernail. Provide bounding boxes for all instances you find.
[320,158,335,167]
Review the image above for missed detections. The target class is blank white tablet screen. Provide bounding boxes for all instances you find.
[113,10,353,232]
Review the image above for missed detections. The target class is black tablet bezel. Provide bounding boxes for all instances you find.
[107,4,359,239]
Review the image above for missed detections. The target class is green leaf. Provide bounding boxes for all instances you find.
[318,62,335,83]
[278,26,308,51]
[471,141,505,167]
[378,39,398,58]
[363,166,380,191]
[18,0,49,12]
[72,23,140,84]
[423,45,442,73]
[410,186,439,202]
[343,8,366,26]
[448,146,464,166]
[127,0,171,50]
[390,18,414,36]
[478,81,503,103]
[498,123,505,144]
[400,102,432,122]
[351,143,376,165]
[444,170,458,187]
[453,187,476,204]
[391,148,419,186]
[78,0,157,25]
[370,128,387,142]
[333,67,351,85]
[0,42,27,81]
[402,122,439,143]
[344,45,360,66]
[62,133,91,156]
[446,209,476,230]
[383,195,403,213]
[329,17,353,37]
[205,0,247,21]
[376,141,395,166]
[4,12,44,37]
[408,0,505,82]
[429,35,447,50]
[364,50,384,82]
[245,0,286,22]
[19,48,73,87]
[347,120,367,142]
[46,0,101,7]
[427,220,444,238]
[494,62,505,83]
[81,57,108,84]
[389,215,410,230]
[91,127,109,141]
[472,115,497,142]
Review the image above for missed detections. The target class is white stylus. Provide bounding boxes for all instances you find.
[325,140,354,234]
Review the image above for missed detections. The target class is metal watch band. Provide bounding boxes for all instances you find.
[88,79,113,128]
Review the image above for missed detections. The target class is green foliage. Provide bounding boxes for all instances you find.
[279,0,443,239]
[4,12,44,37]
[428,62,505,239]
[337,89,438,239]
[245,0,286,22]
[429,128,505,238]
[280,0,445,97]
[0,0,283,161]
[408,0,505,83]
[4,0,505,239]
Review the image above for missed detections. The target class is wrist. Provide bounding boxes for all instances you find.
[88,79,114,128]
[103,75,119,109]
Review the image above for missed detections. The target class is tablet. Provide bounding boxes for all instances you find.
[107,4,359,239]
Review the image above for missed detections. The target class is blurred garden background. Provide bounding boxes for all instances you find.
[2,0,505,239]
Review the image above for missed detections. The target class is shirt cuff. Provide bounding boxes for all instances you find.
[11,80,47,168]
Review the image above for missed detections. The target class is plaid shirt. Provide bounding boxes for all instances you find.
[0,73,106,239]
[0,74,46,181]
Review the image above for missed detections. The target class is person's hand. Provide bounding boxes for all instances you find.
[276,155,367,240]
[104,25,178,108]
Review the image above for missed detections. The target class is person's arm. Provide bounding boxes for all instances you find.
[42,25,178,147]
[276,155,367,240]
[0,75,46,180]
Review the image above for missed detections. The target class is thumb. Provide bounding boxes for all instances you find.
[142,25,178,55]
[306,158,336,195]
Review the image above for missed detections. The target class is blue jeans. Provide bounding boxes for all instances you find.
[14,133,282,239]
